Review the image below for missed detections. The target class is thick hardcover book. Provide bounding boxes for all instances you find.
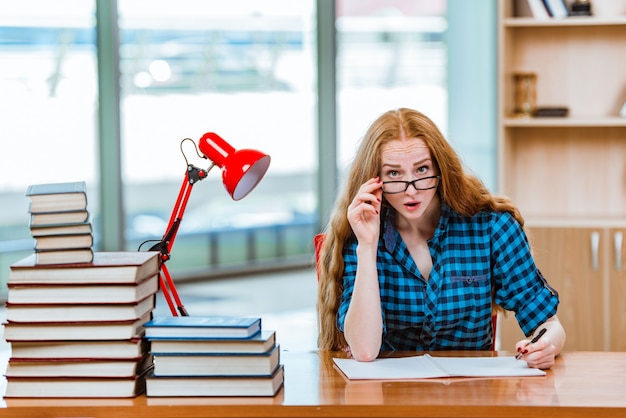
[30,221,93,237]
[144,315,262,339]
[6,295,155,323]
[4,369,150,398]
[26,181,88,213]
[2,312,151,341]
[34,248,94,265]
[9,338,148,360]
[9,251,160,284]
[6,274,159,304]
[34,233,93,251]
[29,210,90,226]
[5,354,152,378]
[148,330,276,354]
[152,344,280,377]
[146,365,284,397]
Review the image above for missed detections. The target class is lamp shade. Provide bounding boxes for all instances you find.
[198,132,271,200]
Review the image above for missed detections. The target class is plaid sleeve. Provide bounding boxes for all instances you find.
[336,238,389,335]
[491,213,559,337]
[336,239,357,333]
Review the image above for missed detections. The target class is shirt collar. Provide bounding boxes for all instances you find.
[381,203,451,253]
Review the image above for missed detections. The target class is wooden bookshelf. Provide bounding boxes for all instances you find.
[497,0,626,351]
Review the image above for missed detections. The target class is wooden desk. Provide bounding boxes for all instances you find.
[2,350,625,417]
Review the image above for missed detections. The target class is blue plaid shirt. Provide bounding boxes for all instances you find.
[337,204,559,351]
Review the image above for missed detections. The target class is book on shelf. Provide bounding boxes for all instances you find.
[146,364,284,397]
[4,370,150,398]
[515,0,551,18]
[29,210,90,227]
[543,0,568,18]
[333,354,546,380]
[9,251,160,284]
[9,338,149,360]
[534,106,569,117]
[5,354,152,378]
[144,315,262,339]
[26,181,88,213]
[29,220,92,237]
[34,248,94,265]
[5,295,155,323]
[34,233,93,251]
[148,329,276,354]
[152,344,280,377]
[2,312,152,341]
[529,0,551,18]
[6,273,159,304]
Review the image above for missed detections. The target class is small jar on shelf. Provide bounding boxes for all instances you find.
[513,72,537,118]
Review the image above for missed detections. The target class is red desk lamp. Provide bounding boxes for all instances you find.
[149,132,271,316]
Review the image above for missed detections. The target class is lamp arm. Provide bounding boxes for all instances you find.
[149,174,193,261]
[149,164,211,260]
[148,163,212,317]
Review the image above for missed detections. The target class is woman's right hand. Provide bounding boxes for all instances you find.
[347,177,383,245]
[345,177,385,361]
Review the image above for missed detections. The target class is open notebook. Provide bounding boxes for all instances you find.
[333,354,546,380]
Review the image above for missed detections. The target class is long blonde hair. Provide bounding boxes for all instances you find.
[316,108,523,351]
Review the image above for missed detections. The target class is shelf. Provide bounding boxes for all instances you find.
[498,1,626,219]
[499,0,626,354]
[505,16,626,27]
[504,117,626,127]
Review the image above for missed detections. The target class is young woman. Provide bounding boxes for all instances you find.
[317,108,565,369]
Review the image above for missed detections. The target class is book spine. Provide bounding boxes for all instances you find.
[545,0,569,18]
[527,0,551,19]
[541,0,554,16]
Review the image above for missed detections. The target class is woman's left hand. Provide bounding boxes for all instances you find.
[515,337,557,369]
[515,316,566,369]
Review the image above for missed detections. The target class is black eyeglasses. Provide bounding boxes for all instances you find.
[381,175,441,194]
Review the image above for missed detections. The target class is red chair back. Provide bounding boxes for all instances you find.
[314,233,325,281]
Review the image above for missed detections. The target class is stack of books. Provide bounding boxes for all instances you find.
[26,181,94,265]
[144,316,284,397]
[3,251,161,398]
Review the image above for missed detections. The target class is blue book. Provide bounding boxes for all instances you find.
[144,316,261,339]
[543,0,569,19]
[151,344,280,377]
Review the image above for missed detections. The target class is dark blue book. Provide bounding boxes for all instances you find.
[144,316,262,339]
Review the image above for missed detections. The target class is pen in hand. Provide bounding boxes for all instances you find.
[516,328,547,360]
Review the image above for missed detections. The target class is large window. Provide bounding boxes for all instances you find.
[0,0,455,288]
[118,1,317,276]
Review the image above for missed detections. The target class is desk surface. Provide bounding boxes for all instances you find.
[2,350,626,418]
